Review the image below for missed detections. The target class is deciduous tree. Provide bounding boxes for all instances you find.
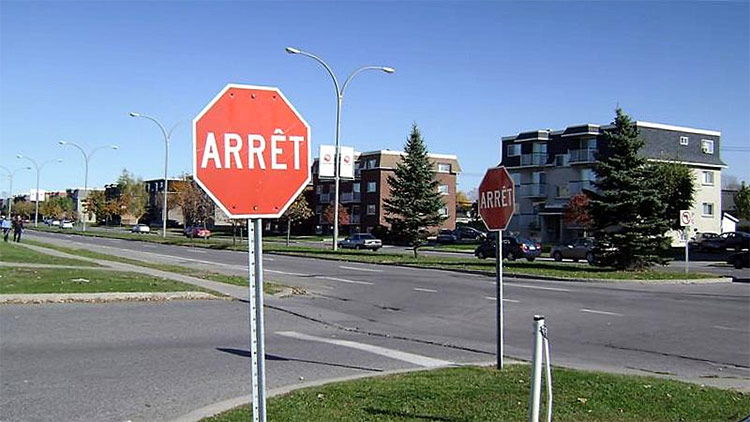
[281,194,314,246]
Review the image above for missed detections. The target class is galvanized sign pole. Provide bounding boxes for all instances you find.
[248,219,267,422]
[684,226,689,275]
[496,230,504,370]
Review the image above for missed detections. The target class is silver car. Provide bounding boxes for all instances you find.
[338,233,382,251]
[551,238,594,263]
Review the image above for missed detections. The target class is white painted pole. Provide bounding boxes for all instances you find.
[247,219,267,422]
[529,315,545,422]
[496,230,504,369]
[684,227,689,274]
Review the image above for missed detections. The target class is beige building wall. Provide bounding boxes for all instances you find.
[668,166,722,246]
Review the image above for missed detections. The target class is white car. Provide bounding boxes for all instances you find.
[131,224,151,233]
[51,220,61,226]
[61,221,74,229]
[338,233,383,251]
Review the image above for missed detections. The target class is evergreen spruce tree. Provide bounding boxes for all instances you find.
[589,109,670,269]
[384,124,446,257]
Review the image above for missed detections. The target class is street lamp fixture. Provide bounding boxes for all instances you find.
[0,165,31,217]
[285,46,395,250]
[16,154,62,226]
[59,140,119,231]
[129,112,180,238]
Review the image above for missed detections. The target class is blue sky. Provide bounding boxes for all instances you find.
[1,1,748,197]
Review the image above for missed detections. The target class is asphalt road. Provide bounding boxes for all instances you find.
[1,231,748,421]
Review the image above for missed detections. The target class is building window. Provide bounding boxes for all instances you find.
[367,204,376,215]
[511,173,521,186]
[507,144,521,157]
[353,183,360,193]
[438,207,448,217]
[437,163,452,173]
[438,184,449,195]
[555,154,569,167]
[315,185,321,193]
[680,136,689,146]
[367,181,377,192]
[702,171,714,186]
[701,139,714,154]
[702,202,714,217]
[367,159,377,169]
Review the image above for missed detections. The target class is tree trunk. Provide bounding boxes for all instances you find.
[286,220,291,247]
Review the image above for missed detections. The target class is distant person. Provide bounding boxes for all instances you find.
[1,216,10,242]
[12,216,23,242]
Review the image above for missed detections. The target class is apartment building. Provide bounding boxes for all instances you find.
[311,150,461,234]
[501,121,725,244]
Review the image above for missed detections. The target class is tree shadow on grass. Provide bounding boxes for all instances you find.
[363,407,465,421]
[216,348,383,372]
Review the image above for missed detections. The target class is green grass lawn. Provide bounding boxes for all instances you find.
[203,365,749,422]
[0,241,99,267]
[24,240,286,295]
[262,245,717,280]
[0,267,215,294]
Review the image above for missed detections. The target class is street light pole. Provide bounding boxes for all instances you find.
[129,112,179,238]
[15,155,62,226]
[59,141,119,231]
[0,166,31,217]
[285,47,394,250]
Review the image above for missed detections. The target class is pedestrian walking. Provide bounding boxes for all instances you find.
[12,216,23,242]
[1,216,10,242]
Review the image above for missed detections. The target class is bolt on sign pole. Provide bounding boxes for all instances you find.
[193,84,311,422]
[478,166,515,371]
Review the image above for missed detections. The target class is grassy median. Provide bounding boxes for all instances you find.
[0,267,215,294]
[203,365,749,422]
[0,240,99,267]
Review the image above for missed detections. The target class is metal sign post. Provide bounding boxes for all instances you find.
[684,226,690,275]
[496,230,504,369]
[248,219,267,422]
[679,210,693,275]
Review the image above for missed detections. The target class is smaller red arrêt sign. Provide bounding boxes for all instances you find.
[478,166,515,231]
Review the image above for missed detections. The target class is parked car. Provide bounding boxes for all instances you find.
[338,233,382,251]
[184,226,211,239]
[61,221,74,229]
[727,251,749,269]
[50,219,61,227]
[474,234,542,261]
[436,229,458,244]
[550,238,594,263]
[700,232,750,252]
[453,226,487,241]
[131,224,151,233]
[688,232,719,250]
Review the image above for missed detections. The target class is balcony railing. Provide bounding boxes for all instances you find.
[519,183,546,198]
[569,149,597,163]
[568,180,595,194]
[520,153,547,166]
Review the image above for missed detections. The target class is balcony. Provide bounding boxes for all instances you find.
[349,215,361,224]
[569,180,595,195]
[340,192,362,203]
[519,183,547,198]
[568,149,597,163]
[318,193,331,204]
[520,153,547,167]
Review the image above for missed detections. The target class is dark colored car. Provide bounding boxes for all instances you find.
[436,229,458,244]
[338,233,382,251]
[474,234,542,261]
[688,232,719,250]
[453,226,487,241]
[701,232,750,252]
[550,238,594,263]
[727,251,749,269]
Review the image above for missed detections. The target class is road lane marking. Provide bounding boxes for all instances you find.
[509,284,570,292]
[713,325,746,333]
[580,309,623,316]
[275,331,453,367]
[484,297,519,303]
[413,288,437,293]
[266,270,310,277]
[316,276,373,286]
[339,265,383,273]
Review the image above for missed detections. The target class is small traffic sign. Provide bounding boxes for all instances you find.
[478,166,516,231]
[679,210,694,227]
[193,84,311,218]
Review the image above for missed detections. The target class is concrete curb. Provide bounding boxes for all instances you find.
[0,291,222,304]
[168,360,523,422]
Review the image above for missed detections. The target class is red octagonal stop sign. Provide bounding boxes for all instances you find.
[478,166,515,231]
[193,84,311,218]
